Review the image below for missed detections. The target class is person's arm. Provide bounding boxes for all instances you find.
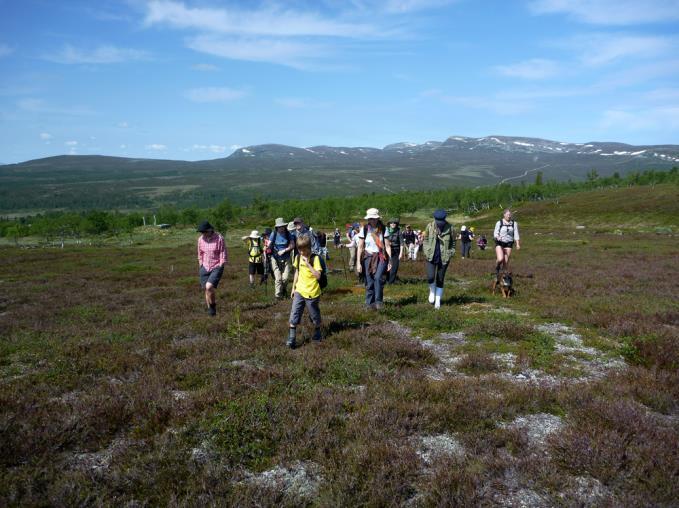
[197,239,202,267]
[304,255,321,281]
[494,221,501,240]
[384,237,392,270]
[219,236,227,266]
[356,237,365,273]
[291,268,299,297]
[514,223,520,250]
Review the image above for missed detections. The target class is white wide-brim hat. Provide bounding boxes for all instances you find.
[364,207,380,220]
[274,217,287,228]
[249,230,260,238]
[461,225,467,231]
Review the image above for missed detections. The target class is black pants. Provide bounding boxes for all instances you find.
[461,241,471,258]
[387,250,400,284]
[426,261,449,288]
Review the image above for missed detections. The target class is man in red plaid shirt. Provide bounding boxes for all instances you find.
[197,220,228,316]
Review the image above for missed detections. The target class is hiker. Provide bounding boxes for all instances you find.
[241,230,264,288]
[423,209,455,309]
[261,228,272,284]
[477,234,488,251]
[347,223,360,271]
[286,235,323,348]
[270,217,295,299]
[333,228,341,248]
[416,229,425,259]
[459,225,474,259]
[292,217,320,257]
[494,209,520,274]
[404,224,417,261]
[356,208,392,310]
[197,220,228,316]
[385,218,405,284]
[317,230,329,261]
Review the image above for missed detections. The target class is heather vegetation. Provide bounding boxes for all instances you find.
[1,182,678,506]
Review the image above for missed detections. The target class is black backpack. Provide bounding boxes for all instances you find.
[297,254,328,290]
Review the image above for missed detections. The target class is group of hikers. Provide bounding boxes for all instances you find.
[196,208,520,348]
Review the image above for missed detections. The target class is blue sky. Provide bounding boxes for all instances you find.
[1,0,678,163]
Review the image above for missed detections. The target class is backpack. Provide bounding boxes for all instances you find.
[296,254,327,290]
[248,238,262,261]
[497,220,514,239]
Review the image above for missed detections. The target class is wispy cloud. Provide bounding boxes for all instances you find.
[0,44,13,58]
[275,97,332,109]
[45,44,149,64]
[117,121,129,128]
[185,86,247,103]
[146,143,167,151]
[600,106,679,130]
[421,89,531,115]
[17,98,95,116]
[190,144,227,153]
[529,0,679,25]
[65,140,78,146]
[564,34,675,66]
[191,63,219,71]
[142,0,391,68]
[144,1,377,38]
[495,58,560,79]
[40,132,52,140]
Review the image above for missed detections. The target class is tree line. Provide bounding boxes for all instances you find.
[1,167,676,244]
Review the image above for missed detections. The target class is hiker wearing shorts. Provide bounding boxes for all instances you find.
[286,235,322,349]
[241,230,263,288]
[356,208,392,310]
[423,209,455,309]
[270,217,294,299]
[197,220,228,316]
[494,209,520,274]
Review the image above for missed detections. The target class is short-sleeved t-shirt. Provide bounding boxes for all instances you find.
[295,255,322,299]
[358,225,384,254]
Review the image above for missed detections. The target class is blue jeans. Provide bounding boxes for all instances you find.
[363,255,386,305]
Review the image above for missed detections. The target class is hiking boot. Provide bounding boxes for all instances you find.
[375,302,384,311]
[208,304,216,316]
[312,328,322,342]
[286,328,297,349]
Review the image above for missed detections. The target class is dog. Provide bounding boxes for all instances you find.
[492,270,514,298]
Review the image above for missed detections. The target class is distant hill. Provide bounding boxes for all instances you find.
[1,136,677,213]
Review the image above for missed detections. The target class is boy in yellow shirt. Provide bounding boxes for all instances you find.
[287,235,322,348]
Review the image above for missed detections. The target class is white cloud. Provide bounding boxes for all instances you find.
[381,0,456,13]
[495,59,560,79]
[191,144,227,153]
[144,1,377,38]
[422,89,531,115]
[40,132,52,140]
[275,97,332,109]
[45,44,149,64]
[230,144,241,150]
[18,98,95,116]
[120,144,127,149]
[186,34,325,69]
[146,144,167,151]
[0,44,13,57]
[529,0,679,25]
[185,86,247,103]
[65,140,78,146]
[600,106,679,130]
[192,63,219,71]
[567,34,675,66]
[118,121,129,128]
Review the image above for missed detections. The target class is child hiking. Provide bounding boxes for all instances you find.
[286,235,323,349]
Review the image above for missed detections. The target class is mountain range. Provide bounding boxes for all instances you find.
[1,135,678,213]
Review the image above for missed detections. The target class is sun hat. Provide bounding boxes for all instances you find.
[197,220,213,232]
[248,230,260,238]
[461,225,467,231]
[364,208,380,220]
[388,217,400,224]
[274,217,287,228]
[287,221,295,231]
[293,217,303,224]
[433,209,447,220]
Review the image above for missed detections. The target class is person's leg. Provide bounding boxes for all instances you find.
[495,245,505,274]
[388,252,400,284]
[287,292,305,348]
[248,262,255,286]
[434,262,449,309]
[306,296,322,341]
[364,257,375,306]
[272,259,284,298]
[503,248,512,270]
[426,261,436,304]
[374,259,387,307]
[282,259,291,296]
[348,246,356,271]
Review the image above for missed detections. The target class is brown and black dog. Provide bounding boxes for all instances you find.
[492,270,514,298]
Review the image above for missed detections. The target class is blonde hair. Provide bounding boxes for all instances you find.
[296,234,311,254]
